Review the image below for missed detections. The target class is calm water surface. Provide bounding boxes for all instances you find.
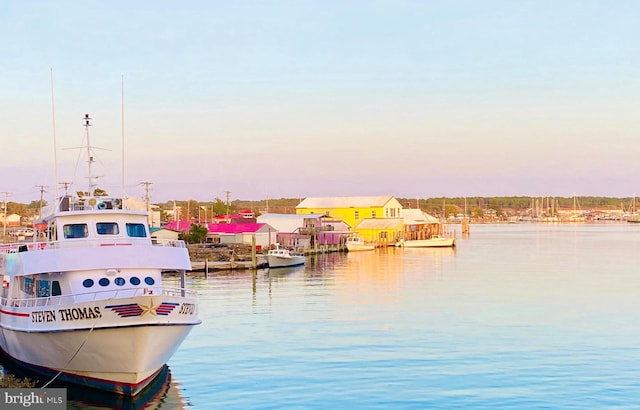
[4,223,640,409]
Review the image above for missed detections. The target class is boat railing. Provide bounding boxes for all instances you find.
[0,286,198,309]
[0,238,186,254]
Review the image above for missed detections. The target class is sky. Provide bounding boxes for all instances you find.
[1,1,640,204]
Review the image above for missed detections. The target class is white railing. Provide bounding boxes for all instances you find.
[0,286,198,308]
[0,238,186,254]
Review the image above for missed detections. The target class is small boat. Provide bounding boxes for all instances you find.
[345,235,375,252]
[267,244,305,268]
[0,114,200,396]
[397,235,456,248]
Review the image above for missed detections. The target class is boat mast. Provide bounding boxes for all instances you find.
[50,69,59,201]
[121,75,126,202]
[83,114,97,196]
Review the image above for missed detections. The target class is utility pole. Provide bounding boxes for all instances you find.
[59,181,71,195]
[35,185,48,220]
[2,192,9,239]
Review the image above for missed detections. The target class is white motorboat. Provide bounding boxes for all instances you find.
[345,235,374,252]
[397,235,456,248]
[0,114,200,396]
[267,244,305,268]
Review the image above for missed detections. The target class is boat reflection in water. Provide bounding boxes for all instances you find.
[266,265,305,280]
[0,356,186,409]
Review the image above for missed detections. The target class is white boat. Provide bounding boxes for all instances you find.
[0,114,200,396]
[267,244,305,268]
[345,235,375,252]
[397,235,456,248]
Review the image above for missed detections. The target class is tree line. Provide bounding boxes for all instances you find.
[7,195,634,221]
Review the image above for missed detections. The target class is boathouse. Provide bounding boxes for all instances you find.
[257,213,349,251]
[400,209,444,241]
[353,218,404,246]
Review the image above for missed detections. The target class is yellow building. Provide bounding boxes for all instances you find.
[353,218,404,245]
[296,195,404,233]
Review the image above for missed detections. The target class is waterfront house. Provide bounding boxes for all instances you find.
[400,209,445,242]
[149,227,180,242]
[295,196,403,229]
[257,213,349,251]
[353,218,404,246]
[204,222,274,250]
[0,213,21,227]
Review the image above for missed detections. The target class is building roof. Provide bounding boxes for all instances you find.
[163,220,192,231]
[258,213,323,220]
[296,196,396,209]
[354,218,404,229]
[401,209,440,224]
[205,223,268,234]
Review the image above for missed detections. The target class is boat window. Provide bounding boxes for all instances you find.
[52,281,61,296]
[126,223,147,238]
[114,277,125,286]
[98,278,110,287]
[144,277,155,286]
[63,224,88,239]
[23,277,33,295]
[130,277,141,285]
[96,222,119,235]
[37,280,50,297]
[83,279,94,288]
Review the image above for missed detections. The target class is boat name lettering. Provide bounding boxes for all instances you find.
[58,306,102,321]
[178,303,195,315]
[31,310,56,323]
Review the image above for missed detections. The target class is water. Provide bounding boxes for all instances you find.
[4,223,640,409]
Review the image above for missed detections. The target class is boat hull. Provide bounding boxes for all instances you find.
[401,237,455,248]
[0,323,194,395]
[0,292,199,395]
[346,243,375,252]
[267,255,305,268]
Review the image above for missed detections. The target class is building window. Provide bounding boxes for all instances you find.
[372,210,377,218]
[385,208,389,218]
[390,208,395,217]
[354,211,359,220]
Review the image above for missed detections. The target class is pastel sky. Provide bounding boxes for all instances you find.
[2,1,639,204]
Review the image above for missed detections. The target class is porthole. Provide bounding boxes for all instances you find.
[98,278,110,287]
[144,277,155,286]
[114,277,125,286]
[82,279,94,288]
[130,277,140,285]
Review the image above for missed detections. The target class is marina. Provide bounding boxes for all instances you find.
[3,222,639,408]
